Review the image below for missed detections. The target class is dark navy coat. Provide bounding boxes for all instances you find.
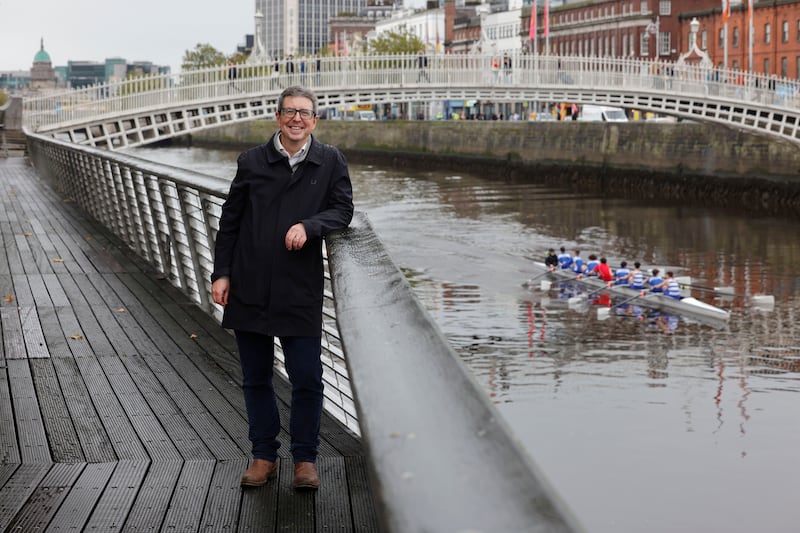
[211,134,354,336]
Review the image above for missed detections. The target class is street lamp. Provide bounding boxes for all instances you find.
[646,16,660,58]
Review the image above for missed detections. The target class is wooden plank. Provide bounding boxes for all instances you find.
[93,355,183,462]
[28,359,84,463]
[115,352,217,461]
[42,273,71,307]
[274,462,316,532]
[0,366,20,464]
[37,307,72,359]
[6,359,50,462]
[11,273,35,309]
[199,457,248,531]
[83,460,149,532]
[0,463,51,528]
[1,307,26,359]
[238,459,280,532]
[51,357,116,463]
[315,456,353,532]
[55,276,118,358]
[72,356,149,461]
[19,305,49,359]
[120,461,183,532]
[4,463,84,532]
[46,462,115,530]
[160,459,216,532]
[345,455,381,532]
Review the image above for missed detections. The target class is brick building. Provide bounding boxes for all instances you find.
[685,0,800,77]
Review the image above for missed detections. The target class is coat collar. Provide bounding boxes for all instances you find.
[264,133,324,167]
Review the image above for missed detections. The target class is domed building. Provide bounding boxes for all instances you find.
[30,38,56,90]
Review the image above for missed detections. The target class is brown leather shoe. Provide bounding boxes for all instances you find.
[293,462,320,490]
[240,458,277,487]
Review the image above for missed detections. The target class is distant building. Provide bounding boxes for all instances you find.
[250,0,374,60]
[30,38,57,90]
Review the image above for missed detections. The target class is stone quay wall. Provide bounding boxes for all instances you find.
[185,120,800,217]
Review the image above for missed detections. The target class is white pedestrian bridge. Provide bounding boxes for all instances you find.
[22,53,800,148]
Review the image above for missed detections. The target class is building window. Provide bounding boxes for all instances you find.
[783,21,789,43]
[765,23,771,44]
[640,1,648,15]
[622,34,628,56]
[659,1,671,16]
[719,28,724,48]
[640,33,649,55]
[797,20,800,41]
[781,56,788,77]
[701,30,708,50]
[733,27,739,47]
[764,58,770,75]
[732,60,739,70]
[659,32,670,56]
[796,56,800,78]
[630,31,636,55]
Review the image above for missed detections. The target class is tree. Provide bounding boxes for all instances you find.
[369,27,425,55]
[182,43,226,70]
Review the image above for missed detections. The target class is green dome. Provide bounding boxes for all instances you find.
[34,49,51,63]
[34,39,51,63]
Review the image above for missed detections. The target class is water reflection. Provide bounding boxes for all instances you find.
[129,145,800,533]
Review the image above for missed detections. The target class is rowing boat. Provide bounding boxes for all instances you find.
[533,262,730,326]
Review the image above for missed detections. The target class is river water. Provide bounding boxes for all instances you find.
[128,144,800,533]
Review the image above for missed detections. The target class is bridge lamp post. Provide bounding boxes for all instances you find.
[645,16,660,59]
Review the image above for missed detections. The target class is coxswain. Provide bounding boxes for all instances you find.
[544,248,559,269]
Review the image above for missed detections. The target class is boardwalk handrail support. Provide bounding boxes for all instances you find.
[327,212,581,532]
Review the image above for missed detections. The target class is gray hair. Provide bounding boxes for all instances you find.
[278,86,318,115]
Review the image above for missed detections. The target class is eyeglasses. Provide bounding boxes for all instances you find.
[280,107,316,120]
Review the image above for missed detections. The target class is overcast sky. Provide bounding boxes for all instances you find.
[2,0,431,73]
[0,0,253,73]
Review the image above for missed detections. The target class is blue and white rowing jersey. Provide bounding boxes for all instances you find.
[615,267,630,284]
[665,278,682,299]
[648,275,664,292]
[630,270,645,289]
[572,257,584,274]
[558,252,572,269]
[585,259,599,276]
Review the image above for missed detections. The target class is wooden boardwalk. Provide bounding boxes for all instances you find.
[0,158,378,532]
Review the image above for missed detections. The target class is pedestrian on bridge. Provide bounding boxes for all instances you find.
[211,86,354,491]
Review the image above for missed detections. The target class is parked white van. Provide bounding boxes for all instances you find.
[355,110,377,120]
[578,105,628,122]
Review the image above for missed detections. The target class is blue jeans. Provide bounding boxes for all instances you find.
[234,331,323,463]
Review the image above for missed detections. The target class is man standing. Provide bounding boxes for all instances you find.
[211,86,354,491]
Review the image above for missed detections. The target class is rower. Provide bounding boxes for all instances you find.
[648,268,664,293]
[584,254,599,276]
[571,250,584,275]
[626,261,645,290]
[557,246,572,270]
[614,261,630,285]
[544,248,558,269]
[590,257,614,282]
[653,271,682,300]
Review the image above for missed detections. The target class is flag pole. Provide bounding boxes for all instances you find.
[748,0,754,71]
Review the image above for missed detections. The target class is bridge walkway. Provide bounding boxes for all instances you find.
[0,157,377,532]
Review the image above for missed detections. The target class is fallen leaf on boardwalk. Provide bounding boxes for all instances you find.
[23,232,32,237]
[190,333,199,339]
[85,236,92,241]
[69,334,84,340]
[6,294,14,302]
[51,258,64,263]
[116,308,126,313]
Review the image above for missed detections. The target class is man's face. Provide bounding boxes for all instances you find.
[277,95,317,150]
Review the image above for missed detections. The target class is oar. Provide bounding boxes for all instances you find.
[568,281,612,307]
[676,277,774,308]
[597,291,646,320]
[521,268,554,288]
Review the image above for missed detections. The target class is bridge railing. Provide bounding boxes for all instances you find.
[23,53,800,131]
[23,130,582,531]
